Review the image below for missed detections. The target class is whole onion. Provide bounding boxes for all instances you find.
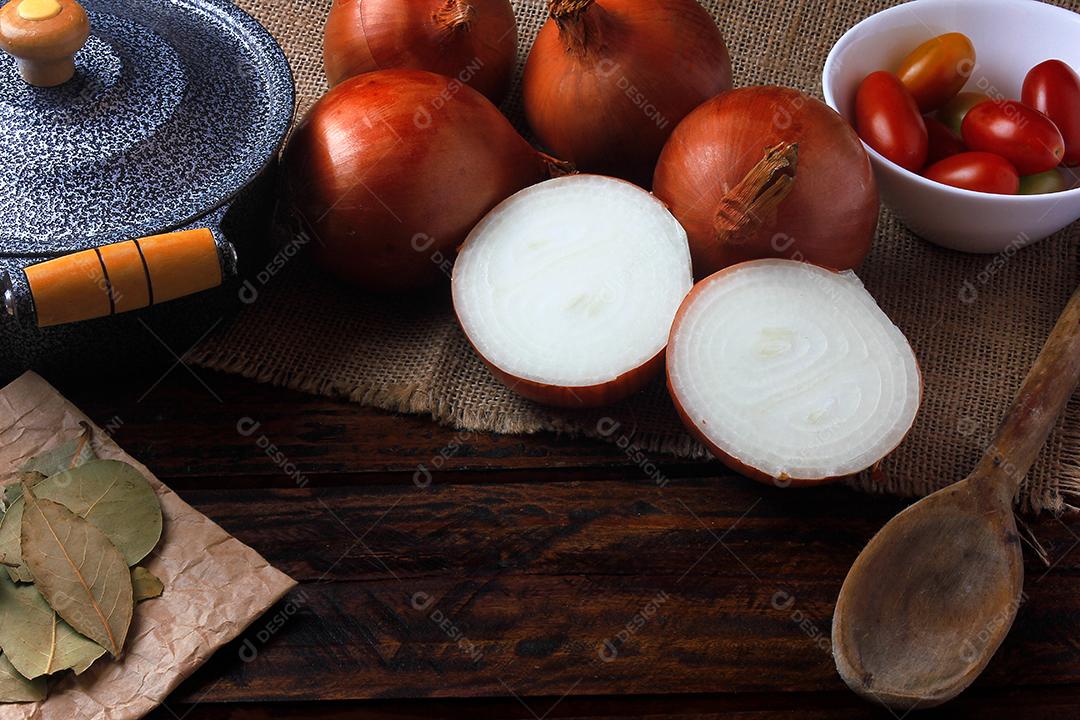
[323,0,518,103]
[653,87,879,277]
[523,0,731,187]
[284,69,564,292]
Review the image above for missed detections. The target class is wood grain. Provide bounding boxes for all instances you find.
[53,372,686,482]
[33,370,1080,717]
[155,479,1080,704]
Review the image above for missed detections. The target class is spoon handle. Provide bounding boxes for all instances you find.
[974,283,1080,505]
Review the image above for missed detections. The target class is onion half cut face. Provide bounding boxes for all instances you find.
[667,260,922,485]
[453,175,694,407]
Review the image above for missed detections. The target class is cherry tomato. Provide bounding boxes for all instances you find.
[925,116,966,165]
[855,71,928,171]
[1019,169,1068,195]
[937,91,989,135]
[1022,59,1080,166]
[924,152,1019,194]
[961,100,1065,175]
[896,32,976,112]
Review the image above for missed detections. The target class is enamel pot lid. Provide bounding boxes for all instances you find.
[0,0,293,328]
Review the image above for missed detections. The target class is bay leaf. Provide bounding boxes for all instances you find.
[20,484,133,658]
[0,573,105,678]
[2,472,45,512]
[0,653,45,703]
[17,422,98,486]
[0,474,42,570]
[0,459,163,582]
[0,504,32,583]
[70,649,100,676]
[131,566,164,602]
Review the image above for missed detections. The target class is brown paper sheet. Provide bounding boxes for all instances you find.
[0,371,296,719]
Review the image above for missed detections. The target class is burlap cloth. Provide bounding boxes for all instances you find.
[193,0,1080,514]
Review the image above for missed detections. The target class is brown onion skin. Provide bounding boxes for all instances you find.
[323,0,518,103]
[523,0,731,187]
[653,87,878,278]
[284,70,552,292]
[666,262,922,488]
[469,340,665,408]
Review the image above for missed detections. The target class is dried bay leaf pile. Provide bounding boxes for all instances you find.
[0,425,165,703]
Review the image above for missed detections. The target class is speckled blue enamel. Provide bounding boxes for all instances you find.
[0,0,294,253]
[0,0,294,377]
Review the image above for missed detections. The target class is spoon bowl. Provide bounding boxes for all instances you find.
[833,477,1023,708]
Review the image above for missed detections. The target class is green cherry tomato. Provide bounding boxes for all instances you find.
[937,91,989,136]
[855,71,928,171]
[961,100,1065,175]
[896,32,976,112]
[1019,169,1069,195]
[924,151,1019,194]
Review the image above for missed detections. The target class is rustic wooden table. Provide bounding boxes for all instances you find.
[47,366,1080,719]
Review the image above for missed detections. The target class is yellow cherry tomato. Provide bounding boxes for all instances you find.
[896,32,976,112]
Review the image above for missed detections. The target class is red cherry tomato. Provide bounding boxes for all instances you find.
[855,71,928,171]
[937,91,989,135]
[896,33,976,112]
[961,100,1065,175]
[925,116,966,165]
[923,152,1019,194]
[1022,59,1080,166]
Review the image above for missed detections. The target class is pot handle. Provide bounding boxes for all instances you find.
[21,228,228,328]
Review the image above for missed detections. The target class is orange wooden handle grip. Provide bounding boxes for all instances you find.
[25,228,223,328]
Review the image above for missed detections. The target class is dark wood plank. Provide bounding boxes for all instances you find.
[146,685,1080,720]
[149,478,1080,705]
[27,370,1080,716]
[49,369,708,481]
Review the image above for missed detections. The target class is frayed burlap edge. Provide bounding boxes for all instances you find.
[191,342,1075,517]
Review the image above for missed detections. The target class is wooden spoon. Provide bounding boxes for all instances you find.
[832,282,1080,710]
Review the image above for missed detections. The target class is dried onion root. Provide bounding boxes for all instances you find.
[667,260,922,486]
[453,175,693,407]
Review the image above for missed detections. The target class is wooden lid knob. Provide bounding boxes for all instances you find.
[0,0,89,87]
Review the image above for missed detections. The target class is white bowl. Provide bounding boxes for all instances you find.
[823,0,1080,254]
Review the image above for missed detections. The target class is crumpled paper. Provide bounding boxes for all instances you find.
[0,372,296,719]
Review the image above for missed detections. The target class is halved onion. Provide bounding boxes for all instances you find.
[453,175,693,407]
[667,260,921,486]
